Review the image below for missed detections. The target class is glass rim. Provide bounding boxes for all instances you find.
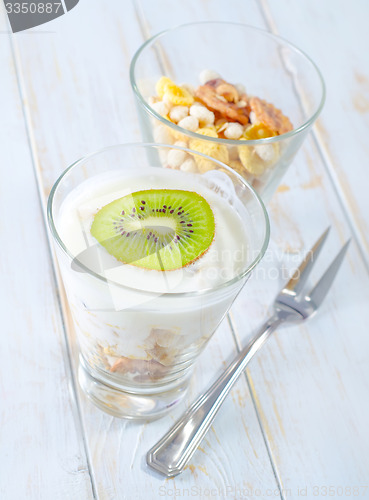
[129,20,326,146]
[47,142,270,299]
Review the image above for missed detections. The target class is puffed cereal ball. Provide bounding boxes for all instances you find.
[153,124,174,145]
[180,158,198,173]
[151,101,169,117]
[167,148,188,168]
[199,69,221,85]
[169,106,189,123]
[189,104,215,126]
[254,143,279,164]
[224,122,244,140]
[177,116,199,132]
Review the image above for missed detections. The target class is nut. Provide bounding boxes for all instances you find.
[195,79,250,125]
[216,82,239,103]
[249,96,293,135]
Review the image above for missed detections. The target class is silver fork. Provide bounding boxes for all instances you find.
[146,227,351,477]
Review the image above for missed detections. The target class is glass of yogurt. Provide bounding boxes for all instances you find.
[47,143,269,419]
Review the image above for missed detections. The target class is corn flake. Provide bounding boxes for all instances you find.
[228,160,250,178]
[238,145,267,176]
[165,84,194,106]
[243,123,277,140]
[195,127,218,138]
[155,76,174,98]
[189,132,229,173]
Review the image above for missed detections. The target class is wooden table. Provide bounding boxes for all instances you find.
[1,1,369,498]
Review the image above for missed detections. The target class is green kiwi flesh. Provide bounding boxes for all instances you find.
[90,189,215,271]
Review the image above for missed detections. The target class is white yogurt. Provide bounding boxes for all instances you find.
[55,168,253,375]
[58,167,251,293]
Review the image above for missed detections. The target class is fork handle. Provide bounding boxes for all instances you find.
[146,314,284,477]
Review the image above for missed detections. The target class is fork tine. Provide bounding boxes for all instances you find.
[308,239,351,307]
[284,227,331,295]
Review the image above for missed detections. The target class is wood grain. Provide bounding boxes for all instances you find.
[262,0,369,267]
[0,7,94,500]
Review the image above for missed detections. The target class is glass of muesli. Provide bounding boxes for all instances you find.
[130,22,325,202]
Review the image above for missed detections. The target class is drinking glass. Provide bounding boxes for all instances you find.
[130,22,325,202]
[47,143,269,419]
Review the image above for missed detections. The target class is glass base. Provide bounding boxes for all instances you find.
[78,356,190,420]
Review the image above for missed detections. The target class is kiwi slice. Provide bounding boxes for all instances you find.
[90,189,215,271]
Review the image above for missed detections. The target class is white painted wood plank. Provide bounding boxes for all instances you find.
[10,0,281,497]
[261,0,369,267]
[0,9,94,500]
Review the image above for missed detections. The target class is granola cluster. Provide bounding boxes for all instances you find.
[94,326,209,382]
[148,70,293,186]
